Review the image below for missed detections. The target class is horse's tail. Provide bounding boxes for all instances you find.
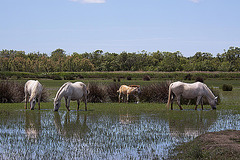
[166,83,172,110]
[81,83,88,95]
[29,81,41,102]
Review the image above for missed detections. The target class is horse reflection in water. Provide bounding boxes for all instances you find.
[168,110,217,138]
[54,112,89,139]
[119,106,139,125]
[25,111,41,139]
[119,113,138,125]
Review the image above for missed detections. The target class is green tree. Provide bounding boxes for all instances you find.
[51,49,66,72]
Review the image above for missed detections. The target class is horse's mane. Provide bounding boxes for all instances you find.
[203,84,215,99]
[55,82,71,101]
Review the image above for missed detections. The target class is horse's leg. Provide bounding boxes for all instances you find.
[65,97,70,111]
[118,92,121,103]
[126,94,129,104]
[195,97,200,110]
[25,94,29,109]
[177,96,183,110]
[201,97,204,110]
[77,99,80,111]
[84,95,87,111]
[38,95,41,110]
[171,94,175,110]
[132,94,140,104]
[195,96,202,110]
[135,95,140,104]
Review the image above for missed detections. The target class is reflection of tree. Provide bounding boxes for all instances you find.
[168,111,217,138]
[25,111,41,139]
[54,112,90,139]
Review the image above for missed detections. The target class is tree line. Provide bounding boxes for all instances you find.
[0,47,240,72]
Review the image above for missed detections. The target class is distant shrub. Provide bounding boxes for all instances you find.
[87,82,106,103]
[140,81,170,103]
[143,75,151,81]
[107,83,121,102]
[195,77,204,83]
[63,74,75,80]
[222,84,233,91]
[184,74,192,80]
[49,75,62,80]
[127,76,132,80]
[0,74,8,80]
[77,74,84,79]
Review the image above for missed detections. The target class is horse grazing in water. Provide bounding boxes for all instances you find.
[117,85,141,103]
[166,81,217,110]
[24,80,43,110]
[54,82,88,111]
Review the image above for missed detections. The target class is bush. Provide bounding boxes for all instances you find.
[222,84,233,91]
[126,76,132,80]
[143,75,151,81]
[77,74,84,79]
[49,74,62,80]
[63,74,75,80]
[184,74,192,80]
[117,77,121,82]
[87,82,107,103]
[107,83,121,102]
[195,77,204,83]
[140,81,170,103]
[0,81,24,103]
[40,87,50,102]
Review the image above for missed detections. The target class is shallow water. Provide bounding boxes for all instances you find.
[0,103,239,159]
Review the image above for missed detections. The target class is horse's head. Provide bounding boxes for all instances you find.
[137,87,141,94]
[210,96,218,110]
[53,99,61,112]
[30,98,36,110]
[133,87,141,94]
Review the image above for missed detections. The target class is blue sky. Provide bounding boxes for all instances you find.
[0,0,239,56]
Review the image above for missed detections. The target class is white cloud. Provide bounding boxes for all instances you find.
[189,0,200,3]
[70,0,106,3]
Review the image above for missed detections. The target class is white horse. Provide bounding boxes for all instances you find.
[24,80,43,110]
[54,82,88,111]
[166,81,217,110]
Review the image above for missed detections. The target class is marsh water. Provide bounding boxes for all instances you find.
[0,103,239,160]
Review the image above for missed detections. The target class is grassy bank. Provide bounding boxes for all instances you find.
[168,130,240,160]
